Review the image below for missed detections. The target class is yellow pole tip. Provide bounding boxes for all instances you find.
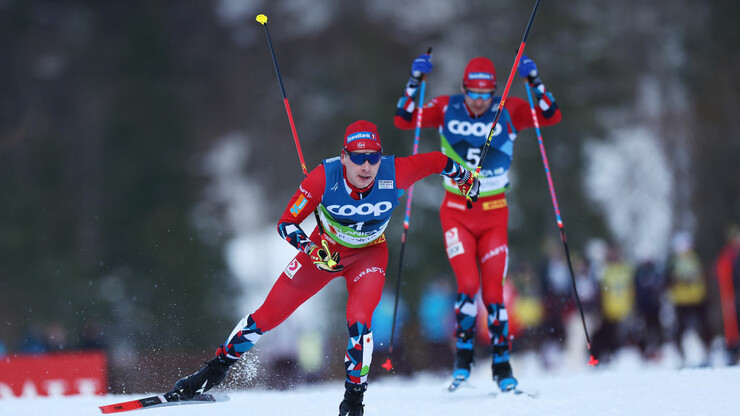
[255,14,267,25]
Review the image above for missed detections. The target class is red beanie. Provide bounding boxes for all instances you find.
[343,120,382,152]
[463,57,496,90]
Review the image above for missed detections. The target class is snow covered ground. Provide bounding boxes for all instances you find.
[2,355,739,416]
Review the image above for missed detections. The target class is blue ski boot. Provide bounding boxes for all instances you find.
[492,345,518,392]
[448,348,474,391]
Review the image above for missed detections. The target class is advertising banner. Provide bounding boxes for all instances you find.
[0,351,107,398]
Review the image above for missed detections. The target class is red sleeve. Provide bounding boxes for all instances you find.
[278,164,325,226]
[507,96,562,131]
[394,151,448,190]
[394,95,449,130]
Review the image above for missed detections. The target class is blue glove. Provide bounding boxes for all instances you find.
[518,55,538,79]
[411,53,433,79]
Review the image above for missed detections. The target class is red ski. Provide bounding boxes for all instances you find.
[99,392,229,413]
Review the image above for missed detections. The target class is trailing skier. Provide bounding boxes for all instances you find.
[394,52,562,391]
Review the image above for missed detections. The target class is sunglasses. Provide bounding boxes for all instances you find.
[465,90,493,100]
[344,148,382,165]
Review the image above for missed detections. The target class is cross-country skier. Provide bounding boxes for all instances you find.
[393,53,562,391]
[168,120,480,416]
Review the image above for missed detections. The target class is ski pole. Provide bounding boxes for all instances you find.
[256,14,325,234]
[382,47,432,372]
[471,0,542,205]
[524,82,598,366]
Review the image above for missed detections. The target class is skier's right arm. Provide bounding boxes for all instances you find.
[276,165,325,255]
[394,53,445,130]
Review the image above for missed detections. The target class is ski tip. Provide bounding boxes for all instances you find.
[188,392,231,403]
[201,392,231,402]
[447,375,468,392]
[512,388,540,398]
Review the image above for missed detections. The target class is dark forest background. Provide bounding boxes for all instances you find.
[1,0,738,389]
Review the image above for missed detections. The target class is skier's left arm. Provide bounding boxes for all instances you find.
[395,152,479,204]
[508,55,562,130]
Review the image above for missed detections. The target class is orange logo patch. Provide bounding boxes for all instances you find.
[482,199,507,211]
[290,195,308,217]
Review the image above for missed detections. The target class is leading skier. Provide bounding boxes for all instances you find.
[167,120,480,416]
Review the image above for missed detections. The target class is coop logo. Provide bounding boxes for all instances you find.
[327,201,393,217]
[447,120,501,137]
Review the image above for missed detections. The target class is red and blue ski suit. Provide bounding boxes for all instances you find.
[216,151,471,386]
[394,80,561,360]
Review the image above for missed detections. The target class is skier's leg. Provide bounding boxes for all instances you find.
[171,253,333,400]
[441,211,480,380]
[451,293,476,379]
[340,244,387,415]
[478,206,517,391]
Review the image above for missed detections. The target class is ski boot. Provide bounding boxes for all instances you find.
[338,381,366,416]
[492,345,517,392]
[448,348,474,391]
[453,348,474,380]
[168,356,231,401]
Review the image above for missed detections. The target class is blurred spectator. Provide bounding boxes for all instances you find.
[714,225,740,365]
[592,243,635,363]
[79,320,107,350]
[566,253,601,368]
[297,330,325,382]
[0,339,7,357]
[539,238,574,358]
[20,324,49,353]
[418,278,455,371]
[665,231,712,365]
[45,322,68,351]
[508,261,546,354]
[573,253,600,317]
[372,289,409,351]
[371,289,409,374]
[633,253,666,361]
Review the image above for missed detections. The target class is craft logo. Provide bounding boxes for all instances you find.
[481,244,508,263]
[284,259,302,279]
[298,185,313,199]
[445,200,467,211]
[290,194,307,217]
[353,266,386,282]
